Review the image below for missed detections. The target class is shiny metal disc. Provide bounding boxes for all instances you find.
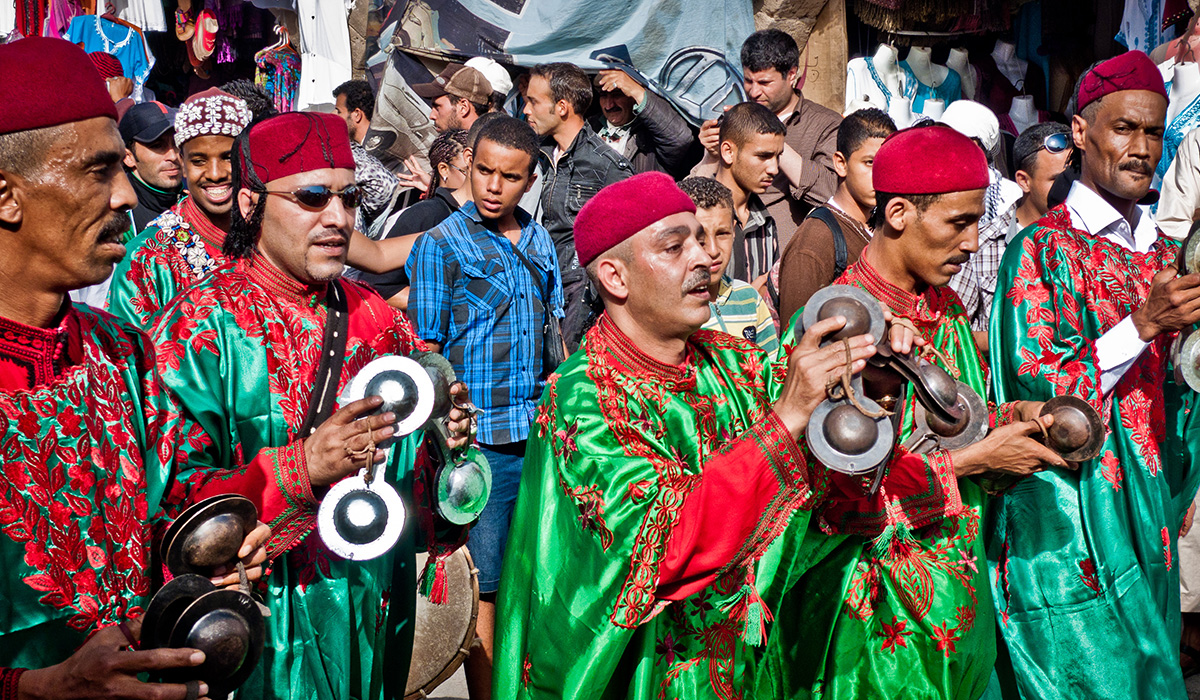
[435,453,492,525]
[341,355,436,438]
[913,381,989,450]
[1180,330,1200,393]
[805,397,894,476]
[318,470,407,561]
[798,284,887,347]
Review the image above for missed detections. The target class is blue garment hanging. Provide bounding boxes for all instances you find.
[899,60,962,113]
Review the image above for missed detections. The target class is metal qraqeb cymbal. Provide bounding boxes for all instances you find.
[165,588,265,698]
[318,471,408,561]
[805,388,894,476]
[141,574,215,651]
[1177,330,1200,393]
[799,285,887,347]
[341,356,436,441]
[1039,396,1105,462]
[913,381,989,450]
[411,351,458,421]
[436,454,492,525]
[1177,218,1200,275]
[162,495,259,577]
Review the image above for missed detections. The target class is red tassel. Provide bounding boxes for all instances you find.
[429,556,449,605]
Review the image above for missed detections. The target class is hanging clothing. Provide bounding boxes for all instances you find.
[988,200,1200,700]
[899,60,963,113]
[14,0,44,36]
[1153,89,1200,191]
[296,0,352,110]
[107,196,226,330]
[1117,0,1177,53]
[65,15,152,100]
[255,41,301,112]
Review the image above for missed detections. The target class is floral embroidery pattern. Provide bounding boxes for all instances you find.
[1078,558,1101,595]
[879,616,913,653]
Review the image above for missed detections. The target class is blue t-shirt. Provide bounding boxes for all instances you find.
[66,15,152,101]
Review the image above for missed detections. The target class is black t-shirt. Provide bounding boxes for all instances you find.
[356,187,459,300]
[129,170,183,232]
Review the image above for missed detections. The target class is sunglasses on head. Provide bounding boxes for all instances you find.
[1041,132,1071,155]
[263,184,363,209]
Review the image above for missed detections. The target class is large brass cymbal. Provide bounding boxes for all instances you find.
[162,495,259,578]
[800,285,887,347]
[1039,396,1105,462]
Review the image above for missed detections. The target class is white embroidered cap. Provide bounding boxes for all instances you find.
[174,88,253,147]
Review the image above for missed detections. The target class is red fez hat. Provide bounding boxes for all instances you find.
[873,125,989,195]
[1077,50,1168,111]
[0,38,117,136]
[88,51,124,80]
[574,172,697,268]
[241,112,356,186]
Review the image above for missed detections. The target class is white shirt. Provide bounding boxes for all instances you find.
[1063,181,1158,395]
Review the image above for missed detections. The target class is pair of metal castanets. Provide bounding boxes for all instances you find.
[799,285,1103,491]
[1171,220,1200,391]
[142,494,266,697]
[318,352,492,562]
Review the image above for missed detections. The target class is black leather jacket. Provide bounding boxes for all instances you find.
[537,123,633,278]
[589,90,700,179]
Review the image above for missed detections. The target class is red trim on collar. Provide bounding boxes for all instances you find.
[243,253,326,303]
[180,195,227,251]
[0,304,84,390]
[591,313,697,389]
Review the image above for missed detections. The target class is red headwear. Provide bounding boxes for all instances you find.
[873,125,989,195]
[0,38,117,135]
[88,51,124,80]
[574,172,697,268]
[1077,50,1168,111]
[240,112,356,186]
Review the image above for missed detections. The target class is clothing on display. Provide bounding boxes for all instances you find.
[1155,62,1200,189]
[899,57,963,113]
[65,14,152,99]
[1118,0,1178,52]
[255,32,300,112]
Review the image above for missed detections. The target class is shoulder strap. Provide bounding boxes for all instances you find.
[810,206,848,277]
[299,281,350,437]
[506,239,552,306]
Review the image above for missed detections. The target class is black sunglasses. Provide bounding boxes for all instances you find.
[1041,132,1071,155]
[263,185,363,209]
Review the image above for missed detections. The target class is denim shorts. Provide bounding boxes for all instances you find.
[468,440,526,594]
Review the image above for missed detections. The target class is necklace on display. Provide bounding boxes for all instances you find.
[95,14,132,53]
[865,56,891,109]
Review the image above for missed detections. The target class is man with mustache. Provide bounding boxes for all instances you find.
[106,88,252,328]
[0,37,269,697]
[149,111,477,700]
[713,102,785,290]
[495,171,971,699]
[988,50,1200,700]
[591,68,698,179]
[767,125,1063,700]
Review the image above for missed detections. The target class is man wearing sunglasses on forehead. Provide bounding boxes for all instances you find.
[1012,122,1073,230]
[989,50,1200,700]
[146,111,478,700]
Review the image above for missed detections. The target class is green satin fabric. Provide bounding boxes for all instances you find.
[0,307,185,667]
[494,325,809,700]
[153,270,422,700]
[987,217,1200,700]
[766,283,995,700]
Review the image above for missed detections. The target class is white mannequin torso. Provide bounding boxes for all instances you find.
[992,40,1028,90]
[845,44,902,112]
[1008,95,1038,135]
[947,47,976,99]
[1169,62,1200,125]
[889,96,915,128]
[905,46,950,88]
[921,98,946,119]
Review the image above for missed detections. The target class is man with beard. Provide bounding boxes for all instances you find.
[106,88,252,328]
[495,171,970,699]
[989,50,1200,700]
[119,101,183,232]
[0,37,269,696]
[150,111,476,700]
[766,125,1064,700]
[417,65,492,134]
[713,102,784,288]
[694,29,840,250]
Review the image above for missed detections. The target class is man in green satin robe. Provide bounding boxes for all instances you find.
[0,38,269,698]
[107,88,253,328]
[767,125,1065,700]
[494,170,940,699]
[988,50,1200,700]
[150,112,475,700]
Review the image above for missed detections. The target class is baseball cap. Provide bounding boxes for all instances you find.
[413,63,465,99]
[465,57,512,96]
[444,67,493,105]
[119,101,179,144]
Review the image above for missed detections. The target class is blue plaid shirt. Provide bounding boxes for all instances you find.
[407,201,563,444]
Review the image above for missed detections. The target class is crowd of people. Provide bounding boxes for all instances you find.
[0,16,1199,700]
